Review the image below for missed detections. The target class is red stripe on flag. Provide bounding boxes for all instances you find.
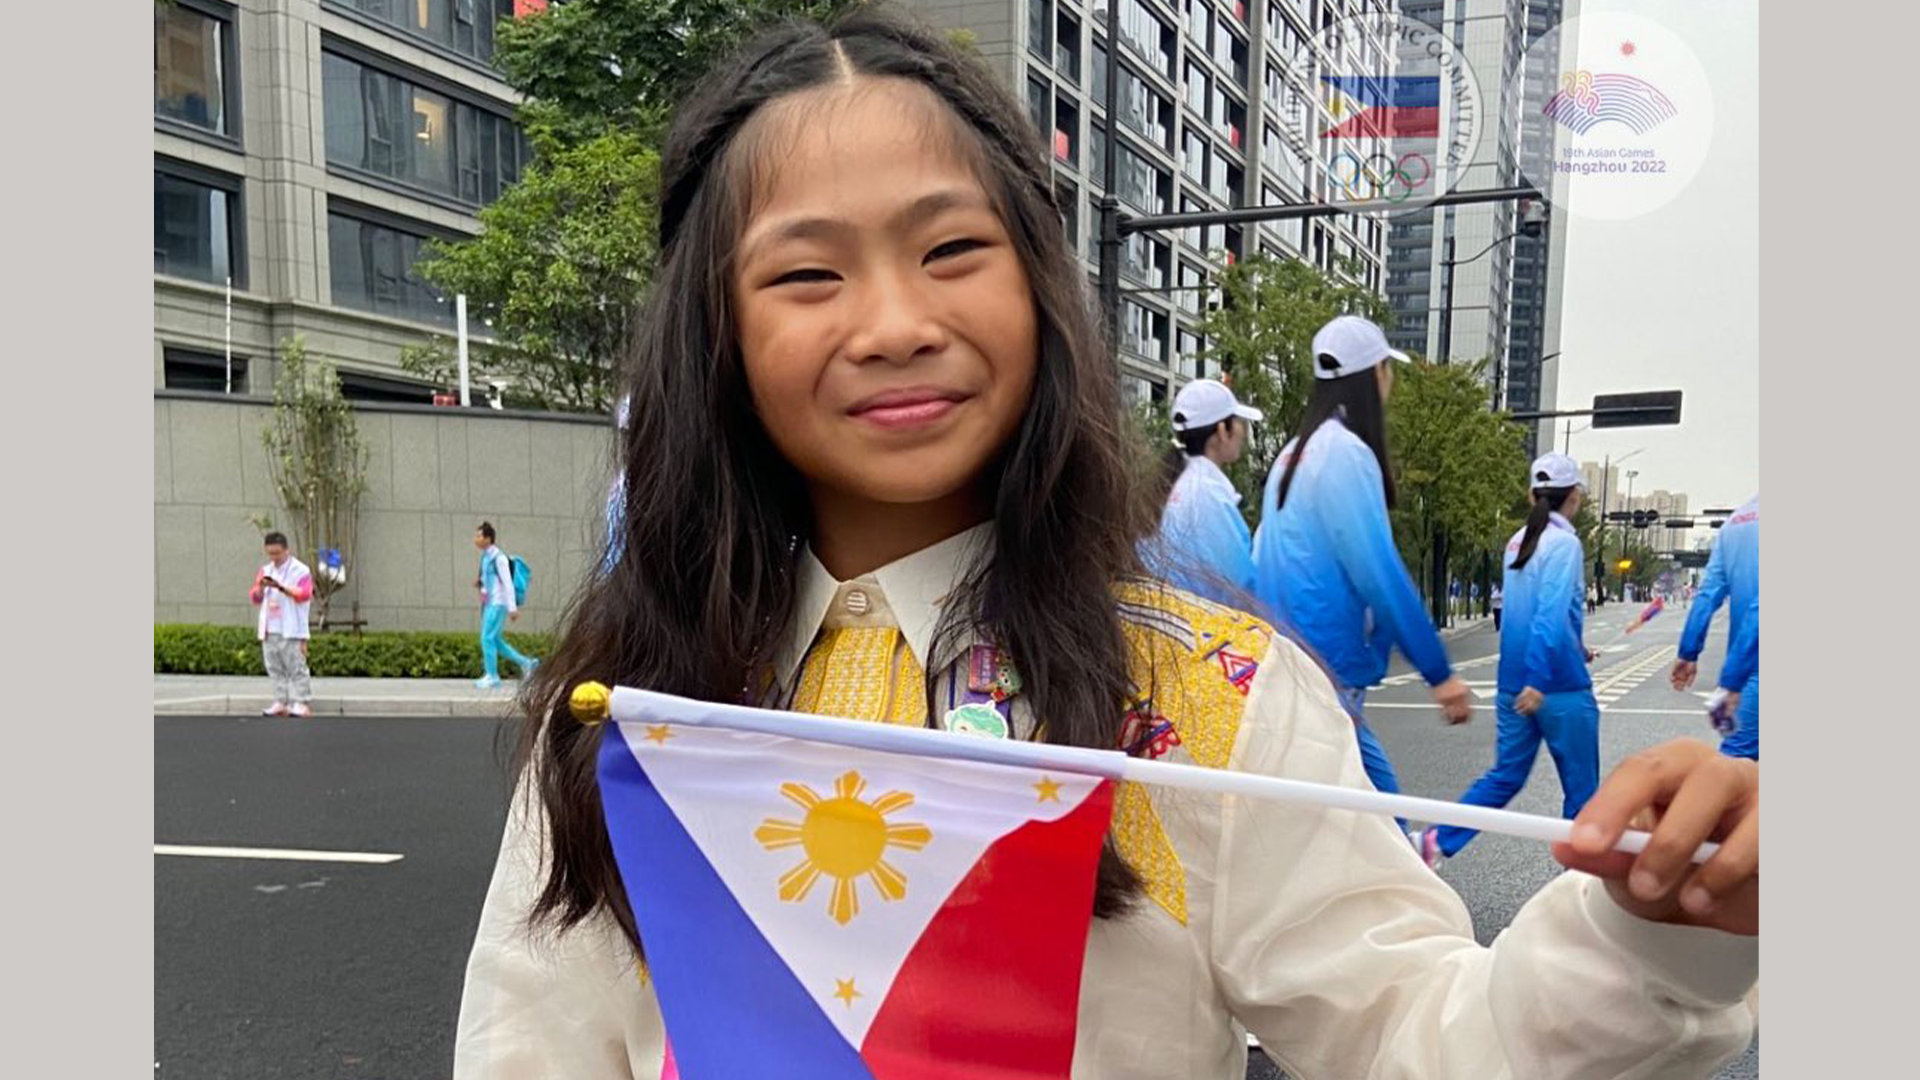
[1320,105,1441,139]
[861,781,1115,1079]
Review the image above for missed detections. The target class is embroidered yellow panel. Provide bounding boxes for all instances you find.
[1110,581,1278,924]
[789,626,929,728]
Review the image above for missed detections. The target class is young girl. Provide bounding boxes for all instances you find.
[1249,315,1474,819]
[456,10,1758,1079]
[1425,454,1604,865]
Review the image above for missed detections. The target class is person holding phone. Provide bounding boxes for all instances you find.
[249,531,314,717]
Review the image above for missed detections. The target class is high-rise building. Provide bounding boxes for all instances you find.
[911,0,1391,407]
[154,1,540,400]
[1385,0,1573,455]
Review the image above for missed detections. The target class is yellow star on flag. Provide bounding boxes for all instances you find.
[833,978,862,1007]
[1033,776,1063,803]
[643,724,673,745]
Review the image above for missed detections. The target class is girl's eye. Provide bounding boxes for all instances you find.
[925,238,987,263]
[771,268,839,286]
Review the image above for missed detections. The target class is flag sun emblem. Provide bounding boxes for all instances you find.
[755,770,932,925]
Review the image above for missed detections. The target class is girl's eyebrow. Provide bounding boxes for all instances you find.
[740,188,991,267]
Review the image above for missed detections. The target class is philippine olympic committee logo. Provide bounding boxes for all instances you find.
[1284,9,1484,216]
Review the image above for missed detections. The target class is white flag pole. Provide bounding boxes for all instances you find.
[603,686,1720,865]
[456,293,472,407]
[224,275,233,395]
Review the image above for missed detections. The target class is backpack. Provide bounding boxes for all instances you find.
[506,554,531,607]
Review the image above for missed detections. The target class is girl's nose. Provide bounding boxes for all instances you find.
[844,269,951,366]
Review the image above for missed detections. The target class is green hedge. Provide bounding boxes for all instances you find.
[155,624,554,678]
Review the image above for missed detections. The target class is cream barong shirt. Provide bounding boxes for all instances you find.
[455,524,1756,1079]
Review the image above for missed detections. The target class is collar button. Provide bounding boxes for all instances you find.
[844,589,871,616]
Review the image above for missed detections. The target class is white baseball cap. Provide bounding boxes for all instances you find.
[1171,378,1263,433]
[1528,452,1586,491]
[1312,315,1409,380]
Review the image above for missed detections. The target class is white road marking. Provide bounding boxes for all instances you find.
[155,844,403,865]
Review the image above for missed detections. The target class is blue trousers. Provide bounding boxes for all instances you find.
[1339,686,1407,831]
[1720,672,1759,760]
[481,604,535,680]
[1434,689,1600,857]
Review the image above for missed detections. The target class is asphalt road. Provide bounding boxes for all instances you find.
[156,599,1755,1080]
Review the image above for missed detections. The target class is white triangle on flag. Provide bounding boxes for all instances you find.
[619,722,1102,1050]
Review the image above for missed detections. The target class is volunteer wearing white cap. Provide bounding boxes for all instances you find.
[1253,315,1472,827]
[1423,453,1599,865]
[1146,378,1264,605]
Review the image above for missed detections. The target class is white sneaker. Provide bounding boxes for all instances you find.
[262,702,289,717]
[288,703,313,718]
[1413,828,1446,871]
[475,675,503,690]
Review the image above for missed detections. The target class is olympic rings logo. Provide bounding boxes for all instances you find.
[1328,150,1433,203]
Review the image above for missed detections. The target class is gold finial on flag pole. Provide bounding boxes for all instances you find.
[570,681,612,726]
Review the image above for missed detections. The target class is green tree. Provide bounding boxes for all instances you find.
[408,0,867,413]
[261,336,368,629]
[496,0,864,149]
[407,131,661,413]
[1196,255,1391,512]
[1385,357,1532,607]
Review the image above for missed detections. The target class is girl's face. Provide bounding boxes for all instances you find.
[731,80,1039,511]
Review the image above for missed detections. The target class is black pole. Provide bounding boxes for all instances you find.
[1098,2,1122,364]
[1427,233,1457,629]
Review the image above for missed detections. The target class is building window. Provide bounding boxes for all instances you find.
[339,369,438,404]
[1028,0,1054,62]
[1122,233,1169,290]
[1181,129,1208,185]
[1091,124,1170,215]
[322,50,525,206]
[1056,10,1082,80]
[1122,300,1169,362]
[1116,0,1176,80]
[1054,91,1081,166]
[1027,75,1051,145]
[163,347,249,394]
[155,166,243,286]
[155,1,237,137]
[327,210,457,327]
[333,1,518,66]
[1113,61,1173,151]
[1176,328,1204,378]
[1055,178,1079,251]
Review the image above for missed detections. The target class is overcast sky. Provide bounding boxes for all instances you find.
[1548,0,1758,514]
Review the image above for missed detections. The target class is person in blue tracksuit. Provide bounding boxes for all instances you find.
[1252,315,1473,821]
[1673,494,1759,759]
[1423,453,1599,864]
[1147,377,1264,606]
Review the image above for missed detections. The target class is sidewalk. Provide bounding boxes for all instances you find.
[1439,612,1494,639]
[154,674,526,718]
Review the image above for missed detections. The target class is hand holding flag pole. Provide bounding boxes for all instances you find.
[570,682,1719,866]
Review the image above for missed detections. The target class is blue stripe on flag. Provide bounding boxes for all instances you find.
[599,729,875,1080]
[1319,75,1440,108]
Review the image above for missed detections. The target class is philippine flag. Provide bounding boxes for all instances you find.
[1319,75,1441,139]
[598,713,1116,1079]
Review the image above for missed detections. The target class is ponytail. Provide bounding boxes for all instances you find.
[1511,476,1578,570]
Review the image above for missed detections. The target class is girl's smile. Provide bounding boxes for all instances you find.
[845,385,974,431]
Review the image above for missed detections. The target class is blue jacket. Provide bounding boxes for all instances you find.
[1148,455,1256,606]
[1252,418,1453,690]
[1680,494,1759,691]
[1497,512,1592,694]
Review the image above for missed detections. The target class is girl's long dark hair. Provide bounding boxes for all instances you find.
[517,5,1154,955]
[1511,478,1578,571]
[1273,365,1394,512]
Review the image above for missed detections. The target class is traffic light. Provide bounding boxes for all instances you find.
[1593,390,1683,428]
[1617,558,1634,573]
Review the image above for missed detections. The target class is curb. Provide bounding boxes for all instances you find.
[154,695,520,719]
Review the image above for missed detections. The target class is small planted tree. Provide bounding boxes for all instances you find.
[262,335,368,629]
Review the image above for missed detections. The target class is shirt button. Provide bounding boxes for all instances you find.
[844,589,871,616]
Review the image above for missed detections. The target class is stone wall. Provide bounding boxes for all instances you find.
[155,391,614,633]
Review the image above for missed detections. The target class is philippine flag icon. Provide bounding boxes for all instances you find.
[1318,75,1441,139]
[598,713,1116,1079]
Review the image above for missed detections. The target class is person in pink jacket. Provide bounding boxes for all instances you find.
[249,531,314,717]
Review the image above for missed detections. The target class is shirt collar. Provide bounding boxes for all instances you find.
[1180,455,1239,502]
[776,522,995,689]
[1549,511,1576,532]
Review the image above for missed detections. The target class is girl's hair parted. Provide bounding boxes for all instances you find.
[517,4,1158,956]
